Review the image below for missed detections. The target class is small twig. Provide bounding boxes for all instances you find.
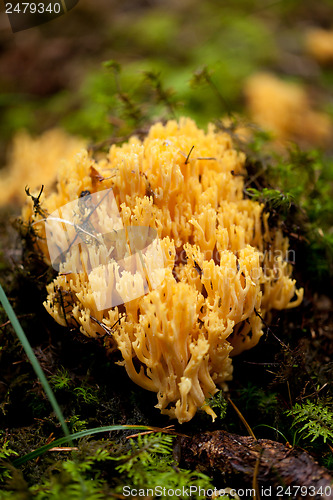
[287,381,293,417]
[91,316,123,336]
[36,433,55,463]
[254,308,289,349]
[56,287,70,328]
[227,396,256,440]
[252,449,262,500]
[126,425,188,440]
[298,383,328,401]
[185,145,195,164]
[127,425,175,440]
[1,314,34,328]
[48,447,79,452]
[243,361,279,366]
[196,156,217,160]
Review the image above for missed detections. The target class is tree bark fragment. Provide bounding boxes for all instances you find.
[177,431,333,499]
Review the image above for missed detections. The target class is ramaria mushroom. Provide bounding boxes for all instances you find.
[0,129,85,207]
[24,118,303,423]
[244,73,332,148]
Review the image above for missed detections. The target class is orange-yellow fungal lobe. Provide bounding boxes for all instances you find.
[24,118,303,423]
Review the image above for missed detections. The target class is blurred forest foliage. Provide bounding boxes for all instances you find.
[1,0,332,289]
[0,0,333,156]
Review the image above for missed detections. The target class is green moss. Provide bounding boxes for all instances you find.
[205,391,228,420]
[49,369,72,392]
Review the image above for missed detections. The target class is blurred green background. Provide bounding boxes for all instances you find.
[0,0,333,159]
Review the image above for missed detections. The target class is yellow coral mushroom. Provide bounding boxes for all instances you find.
[0,129,85,207]
[24,118,303,423]
[244,73,332,148]
[305,28,333,65]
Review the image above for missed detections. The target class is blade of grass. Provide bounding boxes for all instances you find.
[254,424,289,443]
[12,425,159,466]
[0,283,71,440]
